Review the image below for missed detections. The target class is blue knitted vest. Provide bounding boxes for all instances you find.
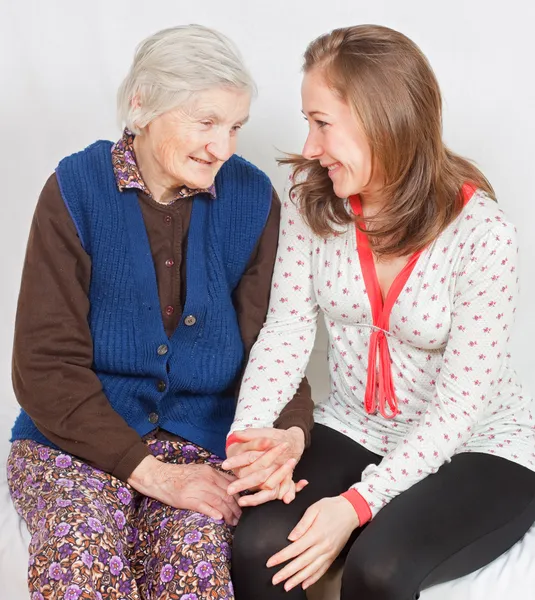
[11,140,272,458]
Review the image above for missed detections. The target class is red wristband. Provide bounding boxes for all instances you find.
[225,433,241,451]
[341,489,372,526]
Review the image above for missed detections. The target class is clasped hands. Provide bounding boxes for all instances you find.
[222,426,360,592]
[221,426,309,506]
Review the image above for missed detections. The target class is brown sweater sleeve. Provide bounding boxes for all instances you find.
[12,174,150,481]
[233,189,314,447]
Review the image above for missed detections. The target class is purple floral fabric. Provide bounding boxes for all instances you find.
[7,438,234,599]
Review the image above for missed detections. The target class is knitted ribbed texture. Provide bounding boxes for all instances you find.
[11,141,272,458]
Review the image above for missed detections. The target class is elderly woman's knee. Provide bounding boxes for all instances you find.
[30,500,126,554]
[180,511,233,548]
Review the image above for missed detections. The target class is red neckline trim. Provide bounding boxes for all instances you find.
[349,183,477,419]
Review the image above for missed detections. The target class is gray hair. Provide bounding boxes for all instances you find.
[117,24,256,134]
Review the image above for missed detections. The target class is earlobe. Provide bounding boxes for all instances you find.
[129,94,144,133]
[130,93,142,110]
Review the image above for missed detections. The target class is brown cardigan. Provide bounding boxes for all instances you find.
[11,174,314,481]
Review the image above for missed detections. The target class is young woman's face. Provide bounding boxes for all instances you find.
[301,68,382,200]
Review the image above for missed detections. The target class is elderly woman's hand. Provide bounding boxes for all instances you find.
[128,455,242,526]
[222,427,308,505]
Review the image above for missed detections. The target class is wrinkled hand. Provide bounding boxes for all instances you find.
[222,427,307,505]
[128,455,241,526]
[267,496,360,591]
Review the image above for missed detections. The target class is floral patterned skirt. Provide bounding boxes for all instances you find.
[7,438,234,600]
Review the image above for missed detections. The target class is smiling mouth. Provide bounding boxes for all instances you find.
[323,162,341,176]
[190,157,213,165]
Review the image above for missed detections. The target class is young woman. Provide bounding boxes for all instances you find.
[224,24,535,600]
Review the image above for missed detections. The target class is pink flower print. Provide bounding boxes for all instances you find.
[160,563,175,583]
[88,517,104,534]
[56,498,72,508]
[87,478,104,491]
[114,509,126,530]
[195,561,214,579]
[81,551,94,569]
[54,522,71,537]
[184,530,201,544]
[55,454,72,468]
[117,487,132,505]
[48,562,63,580]
[181,445,199,463]
[109,556,124,576]
[64,585,82,600]
[56,478,74,489]
[38,447,50,461]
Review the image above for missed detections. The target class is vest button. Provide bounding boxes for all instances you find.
[184,315,197,326]
[157,380,167,392]
[157,344,168,356]
[148,412,159,424]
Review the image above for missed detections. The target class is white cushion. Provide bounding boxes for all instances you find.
[3,383,535,600]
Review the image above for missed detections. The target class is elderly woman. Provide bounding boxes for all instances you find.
[6,25,313,599]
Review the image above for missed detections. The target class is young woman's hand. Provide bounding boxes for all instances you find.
[234,465,309,507]
[266,496,360,591]
[128,455,242,525]
[222,427,308,504]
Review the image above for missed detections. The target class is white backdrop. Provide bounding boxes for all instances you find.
[1,0,535,399]
[0,0,534,591]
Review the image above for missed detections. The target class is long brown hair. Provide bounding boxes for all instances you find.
[280,25,495,257]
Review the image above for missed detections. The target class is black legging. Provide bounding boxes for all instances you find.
[232,424,535,600]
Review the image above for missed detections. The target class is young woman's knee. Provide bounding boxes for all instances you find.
[233,508,295,567]
[341,544,418,600]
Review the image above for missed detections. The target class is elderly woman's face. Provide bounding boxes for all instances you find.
[141,87,251,190]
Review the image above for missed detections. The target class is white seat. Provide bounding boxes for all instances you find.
[3,386,535,600]
[302,350,535,600]
[306,523,535,599]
